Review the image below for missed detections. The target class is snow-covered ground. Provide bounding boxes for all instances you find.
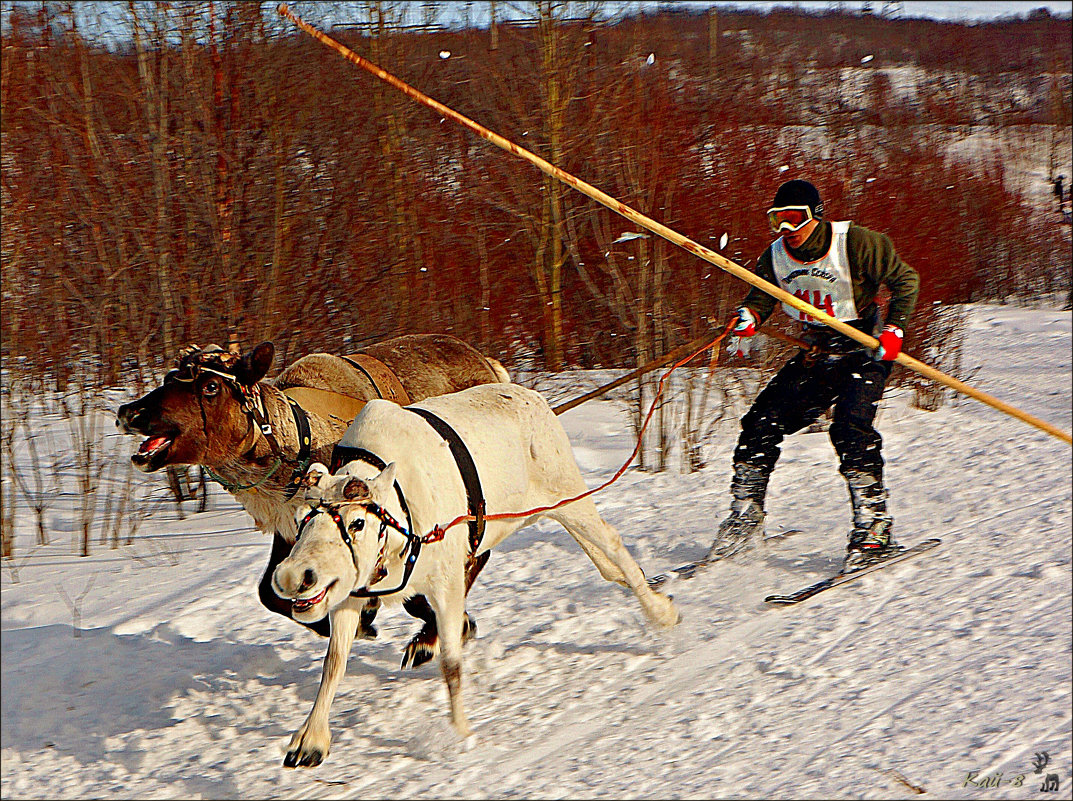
[2,303,1070,800]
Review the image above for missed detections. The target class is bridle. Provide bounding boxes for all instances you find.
[168,347,312,499]
[294,497,427,598]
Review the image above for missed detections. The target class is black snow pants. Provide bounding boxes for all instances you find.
[733,349,894,479]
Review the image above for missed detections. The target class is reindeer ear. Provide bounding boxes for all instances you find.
[368,463,398,500]
[342,477,370,501]
[301,463,330,502]
[302,463,330,487]
[238,341,275,385]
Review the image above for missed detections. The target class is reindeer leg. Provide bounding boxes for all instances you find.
[430,577,472,737]
[258,533,378,639]
[284,600,362,768]
[400,551,489,669]
[550,501,680,629]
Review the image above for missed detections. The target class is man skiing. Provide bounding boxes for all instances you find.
[710,179,920,572]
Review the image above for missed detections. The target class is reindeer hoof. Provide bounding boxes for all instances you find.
[283,746,324,768]
[357,600,379,639]
[401,637,436,670]
[462,613,477,643]
[400,613,478,670]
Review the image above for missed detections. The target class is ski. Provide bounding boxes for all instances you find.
[647,530,802,590]
[764,538,942,605]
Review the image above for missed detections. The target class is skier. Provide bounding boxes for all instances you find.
[709,179,919,572]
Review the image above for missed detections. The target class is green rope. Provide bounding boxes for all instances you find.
[205,456,284,493]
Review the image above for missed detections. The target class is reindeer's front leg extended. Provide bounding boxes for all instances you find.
[432,576,473,738]
[284,600,362,768]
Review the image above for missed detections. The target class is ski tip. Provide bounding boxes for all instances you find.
[764,595,795,605]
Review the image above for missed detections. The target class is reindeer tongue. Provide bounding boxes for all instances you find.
[139,435,170,454]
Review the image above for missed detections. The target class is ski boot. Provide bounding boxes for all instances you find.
[841,470,902,572]
[706,462,770,562]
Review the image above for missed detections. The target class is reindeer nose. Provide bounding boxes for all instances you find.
[116,403,140,431]
[300,568,317,593]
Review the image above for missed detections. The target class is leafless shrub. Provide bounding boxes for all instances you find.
[57,574,97,637]
[8,395,63,547]
[901,303,970,412]
[60,390,108,557]
[0,395,19,561]
[1,546,39,584]
[165,465,208,518]
[99,445,163,548]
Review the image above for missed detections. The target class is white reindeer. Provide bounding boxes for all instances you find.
[272,383,680,767]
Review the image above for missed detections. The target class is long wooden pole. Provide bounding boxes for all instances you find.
[277,4,1071,447]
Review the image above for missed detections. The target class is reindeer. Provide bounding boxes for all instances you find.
[273,383,680,767]
[116,334,509,664]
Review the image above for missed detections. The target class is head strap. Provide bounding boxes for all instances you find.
[174,344,311,496]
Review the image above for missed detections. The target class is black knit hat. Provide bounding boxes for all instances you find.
[771,179,824,218]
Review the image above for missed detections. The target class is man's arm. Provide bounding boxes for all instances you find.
[849,225,920,331]
[738,248,779,326]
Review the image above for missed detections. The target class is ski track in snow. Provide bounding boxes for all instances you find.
[2,304,1070,799]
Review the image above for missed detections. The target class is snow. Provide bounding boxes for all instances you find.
[2,303,1071,799]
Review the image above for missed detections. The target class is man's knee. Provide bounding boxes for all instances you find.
[831,421,884,475]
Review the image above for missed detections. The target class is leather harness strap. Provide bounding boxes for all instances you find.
[408,407,486,555]
[327,409,486,556]
[340,354,412,406]
[328,445,414,529]
[281,396,313,500]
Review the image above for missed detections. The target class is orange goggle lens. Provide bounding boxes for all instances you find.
[766,206,813,233]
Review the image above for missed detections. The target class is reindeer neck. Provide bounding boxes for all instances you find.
[208,384,349,519]
[208,385,310,497]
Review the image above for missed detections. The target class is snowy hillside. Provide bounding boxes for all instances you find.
[2,303,1070,800]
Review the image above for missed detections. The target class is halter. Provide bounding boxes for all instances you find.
[294,498,425,598]
[170,345,312,498]
[325,413,484,598]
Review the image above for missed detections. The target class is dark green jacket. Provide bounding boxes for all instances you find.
[742,221,920,332]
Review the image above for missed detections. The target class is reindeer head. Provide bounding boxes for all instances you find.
[273,462,401,623]
[116,342,275,472]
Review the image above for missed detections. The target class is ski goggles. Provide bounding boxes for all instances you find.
[766,205,814,233]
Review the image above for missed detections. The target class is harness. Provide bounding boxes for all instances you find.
[340,354,412,405]
[321,407,486,597]
[295,496,421,598]
[171,347,313,499]
[409,407,487,555]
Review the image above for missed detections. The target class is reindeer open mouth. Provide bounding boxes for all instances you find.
[292,580,336,614]
[130,433,176,472]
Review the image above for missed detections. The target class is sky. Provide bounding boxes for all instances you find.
[306,1,1073,30]
[2,1,1071,39]
[664,1,1072,21]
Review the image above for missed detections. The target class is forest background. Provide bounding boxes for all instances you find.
[1,2,1071,557]
[2,0,1070,389]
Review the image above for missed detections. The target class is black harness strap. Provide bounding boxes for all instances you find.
[409,407,487,555]
[281,396,313,500]
[328,444,414,533]
[339,356,383,398]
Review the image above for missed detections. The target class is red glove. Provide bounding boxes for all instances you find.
[728,308,758,358]
[875,324,904,361]
[732,307,758,337]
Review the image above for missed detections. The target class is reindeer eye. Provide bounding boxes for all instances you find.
[348,518,365,532]
[202,379,221,397]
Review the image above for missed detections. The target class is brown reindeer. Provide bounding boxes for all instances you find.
[116,334,508,666]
